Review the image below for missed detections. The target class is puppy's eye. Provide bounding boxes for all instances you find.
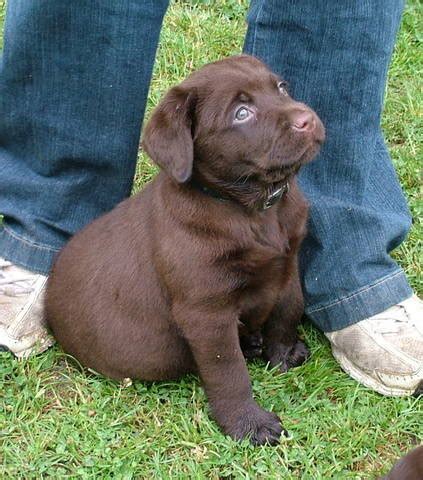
[278,81,289,96]
[234,106,251,122]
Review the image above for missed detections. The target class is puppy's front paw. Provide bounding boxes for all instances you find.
[264,339,309,373]
[223,403,286,446]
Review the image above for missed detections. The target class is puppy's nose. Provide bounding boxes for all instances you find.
[289,109,315,132]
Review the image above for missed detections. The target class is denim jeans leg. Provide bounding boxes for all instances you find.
[0,0,169,274]
[244,0,413,331]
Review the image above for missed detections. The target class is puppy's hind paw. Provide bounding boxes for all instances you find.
[264,339,309,373]
[240,331,263,360]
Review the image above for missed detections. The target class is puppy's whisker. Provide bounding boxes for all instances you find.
[233,172,253,186]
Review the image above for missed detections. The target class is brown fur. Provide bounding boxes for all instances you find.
[382,446,423,480]
[46,55,325,445]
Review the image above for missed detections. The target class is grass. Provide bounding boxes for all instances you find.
[0,1,422,478]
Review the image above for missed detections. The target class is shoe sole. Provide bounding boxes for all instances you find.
[332,346,422,397]
[0,330,54,358]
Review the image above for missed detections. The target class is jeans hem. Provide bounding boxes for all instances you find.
[306,269,413,332]
[0,224,59,275]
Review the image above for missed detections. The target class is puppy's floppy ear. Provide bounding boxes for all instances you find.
[142,85,196,184]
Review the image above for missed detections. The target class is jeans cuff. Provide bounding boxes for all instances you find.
[306,270,413,332]
[0,224,60,275]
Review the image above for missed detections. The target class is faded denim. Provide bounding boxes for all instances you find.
[244,0,413,330]
[0,0,169,273]
[0,0,413,331]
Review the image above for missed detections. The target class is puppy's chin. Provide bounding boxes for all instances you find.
[263,162,301,185]
[265,139,322,182]
[263,143,317,184]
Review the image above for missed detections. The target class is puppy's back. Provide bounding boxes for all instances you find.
[382,446,423,480]
[45,179,190,380]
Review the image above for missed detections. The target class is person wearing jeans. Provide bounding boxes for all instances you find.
[0,0,421,396]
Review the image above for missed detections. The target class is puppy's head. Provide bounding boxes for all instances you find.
[142,55,325,209]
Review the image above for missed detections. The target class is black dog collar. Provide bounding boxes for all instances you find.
[189,179,228,203]
[189,179,290,211]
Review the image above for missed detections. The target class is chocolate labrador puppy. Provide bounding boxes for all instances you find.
[46,55,325,445]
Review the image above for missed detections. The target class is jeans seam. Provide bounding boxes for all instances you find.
[3,224,61,253]
[308,270,404,314]
[249,1,265,56]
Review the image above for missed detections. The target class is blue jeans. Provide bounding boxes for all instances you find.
[0,0,412,332]
[244,0,412,330]
[0,0,169,270]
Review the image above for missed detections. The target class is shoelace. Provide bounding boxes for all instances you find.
[0,258,36,296]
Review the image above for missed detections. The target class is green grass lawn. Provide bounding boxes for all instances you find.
[1,1,422,478]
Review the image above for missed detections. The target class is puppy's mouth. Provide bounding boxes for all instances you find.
[264,139,321,185]
[266,121,324,172]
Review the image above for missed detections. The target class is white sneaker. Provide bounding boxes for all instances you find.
[0,258,54,358]
[326,295,423,396]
